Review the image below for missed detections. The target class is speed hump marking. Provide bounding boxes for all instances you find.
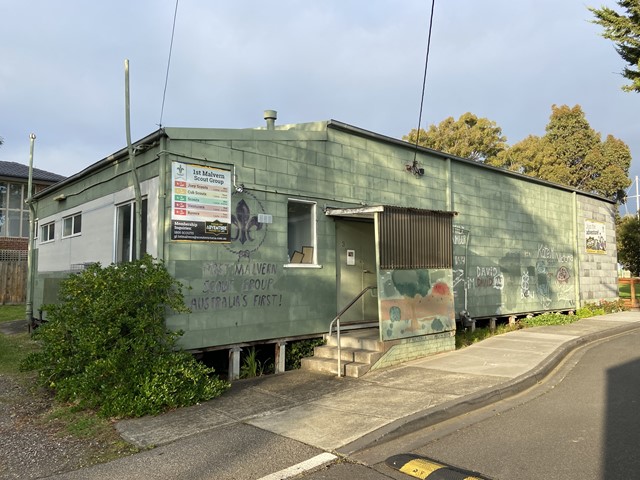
[385,454,491,480]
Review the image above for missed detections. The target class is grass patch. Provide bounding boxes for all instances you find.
[0,304,26,324]
[456,323,518,349]
[0,332,39,375]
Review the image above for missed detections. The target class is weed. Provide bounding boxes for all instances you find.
[240,347,272,378]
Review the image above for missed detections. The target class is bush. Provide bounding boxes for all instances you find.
[519,312,577,327]
[21,256,229,418]
[285,337,325,370]
[594,299,627,314]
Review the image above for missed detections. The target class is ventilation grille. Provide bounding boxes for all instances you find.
[379,207,453,269]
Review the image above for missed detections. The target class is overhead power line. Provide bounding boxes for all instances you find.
[159,0,180,128]
[412,0,437,165]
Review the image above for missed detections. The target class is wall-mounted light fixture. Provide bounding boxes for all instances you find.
[405,161,424,177]
[233,172,245,193]
[53,194,66,202]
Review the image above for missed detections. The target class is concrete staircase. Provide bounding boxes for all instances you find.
[300,328,384,378]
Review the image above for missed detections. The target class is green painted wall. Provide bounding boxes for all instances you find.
[31,121,618,350]
[450,162,578,317]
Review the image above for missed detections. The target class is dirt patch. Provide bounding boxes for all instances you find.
[0,371,137,479]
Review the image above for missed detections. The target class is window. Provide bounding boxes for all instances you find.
[287,199,316,264]
[41,222,55,243]
[62,213,82,237]
[0,181,31,238]
[116,199,147,263]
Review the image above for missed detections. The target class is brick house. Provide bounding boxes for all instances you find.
[0,161,65,303]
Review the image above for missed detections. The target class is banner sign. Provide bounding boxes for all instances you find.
[171,162,231,242]
[585,220,606,254]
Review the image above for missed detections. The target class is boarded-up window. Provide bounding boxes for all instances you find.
[379,207,453,269]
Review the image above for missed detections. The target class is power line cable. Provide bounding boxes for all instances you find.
[159,0,180,128]
[412,0,436,165]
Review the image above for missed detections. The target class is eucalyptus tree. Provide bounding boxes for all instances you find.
[487,104,631,201]
[404,112,507,163]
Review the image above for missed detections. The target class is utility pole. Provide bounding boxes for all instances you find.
[25,133,36,330]
[125,59,143,261]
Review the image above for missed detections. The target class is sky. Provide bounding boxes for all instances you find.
[2,1,639,211]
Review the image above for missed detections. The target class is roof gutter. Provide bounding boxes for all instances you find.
[32,128,166,201]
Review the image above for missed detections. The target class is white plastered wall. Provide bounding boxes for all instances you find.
[37,177,159,272]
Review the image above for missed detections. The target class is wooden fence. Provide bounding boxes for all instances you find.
[0,261,27,304]
[619,277,639,310]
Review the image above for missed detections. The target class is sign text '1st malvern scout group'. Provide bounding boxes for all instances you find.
[171,162,231,242]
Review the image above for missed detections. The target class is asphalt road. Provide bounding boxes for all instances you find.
[300,328,640,479]
[47,423,325,480]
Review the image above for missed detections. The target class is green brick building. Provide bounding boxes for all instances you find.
[30,114,618,376]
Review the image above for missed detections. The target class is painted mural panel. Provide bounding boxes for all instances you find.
[379,268,455,341]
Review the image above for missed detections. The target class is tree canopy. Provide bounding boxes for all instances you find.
[590,0,640,93]
[617,215,640,276]
[403,112,507,163]
[487,104,631,201]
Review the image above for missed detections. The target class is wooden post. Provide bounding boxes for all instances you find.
[274,341,286,374]
[632,278,639,311]
[228,347,242,381]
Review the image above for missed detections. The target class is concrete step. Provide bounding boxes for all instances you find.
[313,344,358,362]
[313,345,383,365]
[300,356,345,376]
[302,328,384,378]
[300,356,372,378]
[345,361,372,378]
[324,329,383,351]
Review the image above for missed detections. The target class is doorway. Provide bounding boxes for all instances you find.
[335,219,378,324]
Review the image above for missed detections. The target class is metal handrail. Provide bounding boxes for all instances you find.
[328,285,377,377]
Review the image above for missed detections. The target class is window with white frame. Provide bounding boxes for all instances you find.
[115,199,147,263]
[40,222,55,243]
[287,199,316,264]
[62,213,82,237]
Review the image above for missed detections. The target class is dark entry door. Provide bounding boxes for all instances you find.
[335,219,377,324]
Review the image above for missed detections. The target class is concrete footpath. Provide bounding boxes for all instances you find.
[116,311,640,457]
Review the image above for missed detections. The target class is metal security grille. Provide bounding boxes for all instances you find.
[379,207,453,269]
[0,250,28,262]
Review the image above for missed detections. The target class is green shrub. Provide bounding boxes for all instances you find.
[21,255,228,418]
[519,312,577,327]
[594,299,627,314]
[285,337,325,370]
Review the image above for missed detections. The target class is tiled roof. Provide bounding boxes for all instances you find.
[0,161,66,183]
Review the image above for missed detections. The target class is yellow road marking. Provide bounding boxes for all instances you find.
[399,457,445,478]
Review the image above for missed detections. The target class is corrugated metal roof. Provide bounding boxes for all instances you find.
[0,161,66,183]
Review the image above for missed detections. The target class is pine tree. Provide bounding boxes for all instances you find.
[590,0,640,92]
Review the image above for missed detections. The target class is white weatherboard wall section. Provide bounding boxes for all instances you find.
[37,178,159,272]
